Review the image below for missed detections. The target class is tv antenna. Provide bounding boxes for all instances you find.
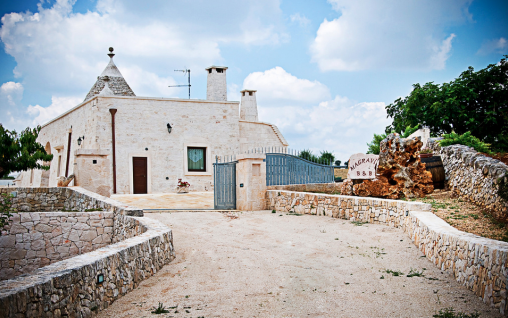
[169,69,191,99]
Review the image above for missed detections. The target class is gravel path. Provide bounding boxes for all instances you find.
[98,211,502,318]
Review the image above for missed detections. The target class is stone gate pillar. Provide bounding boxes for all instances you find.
[236,154,266,211]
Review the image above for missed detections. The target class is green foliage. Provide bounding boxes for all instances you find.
[366,133,387,154]
[0,125,53,178]
[401,123,420,138]
[151,302,170,314]
[438,132,492,154]
[433,307,480,318]
[298,149,335,164]
[0,193,14,234]
[385,269,404,276]
[319,151,335,165]
[334,160,341,166]
[386,55,508,151]
[298,149,317,162]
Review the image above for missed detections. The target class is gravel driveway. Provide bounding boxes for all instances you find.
[98,211,502,318]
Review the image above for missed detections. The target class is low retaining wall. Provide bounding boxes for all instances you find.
[268,183,342,194]
[428,140,508,219]
[267,190,508,315]
[0,212,144,280]
[0,187,142,216]
[0,216,174,318]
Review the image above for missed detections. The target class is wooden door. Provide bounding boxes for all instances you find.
[133,157,147,194]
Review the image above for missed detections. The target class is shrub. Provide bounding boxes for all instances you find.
[438,131,491,154]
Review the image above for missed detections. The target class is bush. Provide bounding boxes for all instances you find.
[366,124,420,155]
[438,131,492,154]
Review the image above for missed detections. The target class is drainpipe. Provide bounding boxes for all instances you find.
[109,108,117,194]
[65,129,72,177]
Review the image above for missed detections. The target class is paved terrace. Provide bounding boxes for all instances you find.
[98,211,501,318]
[112,192,215,210]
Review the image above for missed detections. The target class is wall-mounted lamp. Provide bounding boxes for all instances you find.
[97,273,104,284]
[167,123,172,134]
[77,136,85,146]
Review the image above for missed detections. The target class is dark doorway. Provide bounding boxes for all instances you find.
[133,157,148,194]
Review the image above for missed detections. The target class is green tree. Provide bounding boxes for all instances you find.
[318,151,335,165]
[0,125,53,178]
[385,55,508,151]
[298,149,318,162]
[0,193,14,234]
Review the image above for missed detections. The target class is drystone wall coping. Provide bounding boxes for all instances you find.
[0,187,142,216]
[427,140,508,218]
[0,216,174,318]
[267,183,342,194]
[267,189,508,316]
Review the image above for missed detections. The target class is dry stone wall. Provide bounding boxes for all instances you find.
[428,140,508,219]
[0,217,174,318]
[0,187,144,280]
[268,183,342,194]
[267,190,508,316]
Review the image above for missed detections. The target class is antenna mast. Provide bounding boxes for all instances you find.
[169,69,191,99]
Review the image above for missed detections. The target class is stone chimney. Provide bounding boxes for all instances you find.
[240,89,258,121]
[206,66,228,101]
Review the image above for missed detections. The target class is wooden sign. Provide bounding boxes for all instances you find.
[347,153,379,179]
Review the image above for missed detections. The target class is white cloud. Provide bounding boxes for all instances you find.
[290,13,310,27]
[477,37,508,55]
[242,67,389,161]
[310,0,472,71]
[0,0,286,100]
[27,96,81,126]
[0,82,23,106]
[243,67,330,103]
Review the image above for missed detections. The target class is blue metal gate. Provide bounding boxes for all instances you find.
[266,153,334,186]
[213,160,237,210]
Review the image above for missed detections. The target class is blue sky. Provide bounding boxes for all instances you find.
[0,0,507,162]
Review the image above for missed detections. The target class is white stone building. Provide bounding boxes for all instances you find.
[17,49,288,196]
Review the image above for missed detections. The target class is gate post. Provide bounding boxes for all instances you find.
[236,153,266,211]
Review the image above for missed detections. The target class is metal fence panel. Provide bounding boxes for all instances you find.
[266,153,334,186]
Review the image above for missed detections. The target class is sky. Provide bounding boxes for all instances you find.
[0,0,507,163]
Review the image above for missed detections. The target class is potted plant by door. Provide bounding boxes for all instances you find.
[419,148,433,159]
[177,179,190,193]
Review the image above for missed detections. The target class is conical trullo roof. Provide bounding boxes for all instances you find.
[84,47,135,101]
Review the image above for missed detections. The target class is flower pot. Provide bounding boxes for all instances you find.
[177,186,190,193]
[419,153,433,159]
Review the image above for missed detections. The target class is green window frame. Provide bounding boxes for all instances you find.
[187,147,206,172]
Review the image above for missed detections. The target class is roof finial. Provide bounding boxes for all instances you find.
[108,47,115,58]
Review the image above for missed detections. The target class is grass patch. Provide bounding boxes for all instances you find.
[151,302,170,314]
[351,221,368,226]
[385,269,404,277]
[432,307,480,318]
[406,268,425,277]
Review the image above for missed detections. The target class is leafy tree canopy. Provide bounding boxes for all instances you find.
[439,131,492,154]
[385,55,508,151]
[0,125,53,178]
[297,149,335,165]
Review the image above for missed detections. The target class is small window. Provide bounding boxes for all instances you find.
[188,147,206,172]
[93,159,97,164]
[216,68,223,73]
[208,69,212,74]
[249,92,253,96]
[242,92,245,96]
[57,155,62,177]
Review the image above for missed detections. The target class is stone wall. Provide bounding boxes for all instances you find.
[268,183,342,195]
[0,187,144,280]
[267,190,508,315]
[0,187,142,216]
[0,217,174,318]
[428,140,508,219]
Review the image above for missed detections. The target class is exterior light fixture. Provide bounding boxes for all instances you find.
[77,136,85,145]
[167,123,172,134]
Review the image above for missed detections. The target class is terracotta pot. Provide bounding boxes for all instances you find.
[419,153,433,159]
